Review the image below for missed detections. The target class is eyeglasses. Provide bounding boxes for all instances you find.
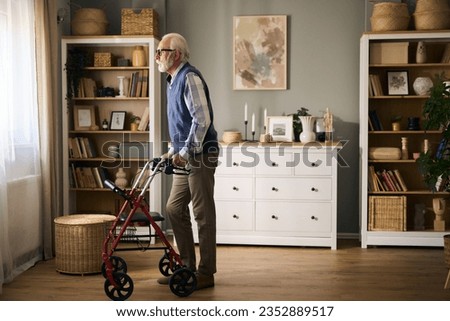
[155,48,175,56]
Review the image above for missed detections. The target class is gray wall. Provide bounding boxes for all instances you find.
[68,0,367,235]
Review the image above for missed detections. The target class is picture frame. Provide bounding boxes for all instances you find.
[109,111,126,130]
[267,116,293,142]
[233,15,287,90]
[387,70,409,95]
[73,105,96,131]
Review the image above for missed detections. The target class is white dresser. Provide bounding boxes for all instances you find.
[191,142,340,249]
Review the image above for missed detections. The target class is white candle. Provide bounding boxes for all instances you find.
[264,108,267,129]
[251,113,255,132]
[245,103,248,122]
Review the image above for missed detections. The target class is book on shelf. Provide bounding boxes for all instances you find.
[141,69,149,97]
[369,167,408,192]
[369,110,383,131]
[138,107,149,131]
[68,137,97,159]
[70,166,109,188]
[369,74,383,96]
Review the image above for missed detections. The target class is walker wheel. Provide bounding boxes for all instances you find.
[104,272,134,301]
[102,256,127,278]
[158,253,177,276]
[169,268,197,297]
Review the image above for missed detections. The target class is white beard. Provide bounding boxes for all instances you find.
[157,56,174,73]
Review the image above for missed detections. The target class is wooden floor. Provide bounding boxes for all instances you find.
[1,239,449,301]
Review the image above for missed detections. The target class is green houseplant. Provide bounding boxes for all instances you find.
[416,74,450,191]
[65,48,90,100]
[289,107,311,142]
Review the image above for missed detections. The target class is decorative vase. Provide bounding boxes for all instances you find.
[132,46,146,67]
[115,168,128,189]
[299,116,316,143]
[117,76,125,97]
[413,77,433,96]
[433,197,446,231]
[416,41,427,63]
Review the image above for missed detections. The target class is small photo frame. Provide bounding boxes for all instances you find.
[387,70,409,95]
[109,111,126,130]
[73,105,96,131]
[267,116,293,142]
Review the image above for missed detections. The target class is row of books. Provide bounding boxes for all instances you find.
[368,110,384,131]
[368,166,408,192]
[128,70,149,98]
[369,74,384,97]
[68,137,97,159]
[70,165,109,189]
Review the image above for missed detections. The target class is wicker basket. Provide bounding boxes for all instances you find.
[121,8,159,36]
[222,131,242,144]
[369,196,407,231]
[413,10,450,30]
[54,214,115,275]
[94,53,112,67]
[372,2,410,17]
[71,8,108,36]
[415,0,450,13]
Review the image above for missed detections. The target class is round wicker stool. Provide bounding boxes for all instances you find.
[54,214,115,275]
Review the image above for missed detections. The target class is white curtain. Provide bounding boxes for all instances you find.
[0,0,43,294]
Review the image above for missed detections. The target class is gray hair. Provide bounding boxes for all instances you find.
[162,33,190,62]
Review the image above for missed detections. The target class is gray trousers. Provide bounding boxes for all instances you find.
[165,153,218,276]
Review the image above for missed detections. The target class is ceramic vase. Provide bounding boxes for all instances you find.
[299,116,316,143]
[115,168,128,189]
[413,77,433,96]
[132,46,146,67]
[117,76,125,97]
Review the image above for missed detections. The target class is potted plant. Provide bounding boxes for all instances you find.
[65,48,90,100]
[130,115,141,131]
[289,107,311,142]
[391,115,402,131]
[416,73,450,191]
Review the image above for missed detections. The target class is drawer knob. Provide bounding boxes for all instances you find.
[232,162,239,167]
[271,215,278,220]
[232,186,239,191]
[312,162,317,167]
[311,216,318,221]
[233,214,239,219]
[271,162,278,167]
[311,187,317,192]
[272,187,278,192]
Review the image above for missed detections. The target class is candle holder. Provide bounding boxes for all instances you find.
[244,120,248,141]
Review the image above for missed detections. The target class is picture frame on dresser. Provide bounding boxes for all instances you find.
[109,111,126,130]
[387,70,409,95]
[73,105,96,131]
[267,116,293,142]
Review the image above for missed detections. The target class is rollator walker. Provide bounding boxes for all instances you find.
[101,158,196,300]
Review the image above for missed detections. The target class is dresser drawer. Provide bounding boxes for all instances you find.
[216,151,254,175]
[255,177,332,200]
[216,200,253,231]
[255,202,331,233]
[215,177,253,199]
[255,152,293,176]
[293,152,332,176]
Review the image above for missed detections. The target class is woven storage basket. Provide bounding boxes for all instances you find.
[369,196,407,231]
[71,8,108,35]
[54,214,115,274]
[94,53,112,67]
[413,10,450,30]
[121,8,159,36]
[444,234,450,268]
[415,0,450,13]
[371,2,410,31]
[372,2,410,17]
[222,131,242,144]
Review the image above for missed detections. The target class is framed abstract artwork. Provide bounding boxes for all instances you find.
[233,15,287,90]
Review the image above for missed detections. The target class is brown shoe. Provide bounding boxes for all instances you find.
[195,273,214,290]
[157,276,170,285]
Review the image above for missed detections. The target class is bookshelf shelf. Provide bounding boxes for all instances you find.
[360,32,450,248]
[62,36,161,216]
